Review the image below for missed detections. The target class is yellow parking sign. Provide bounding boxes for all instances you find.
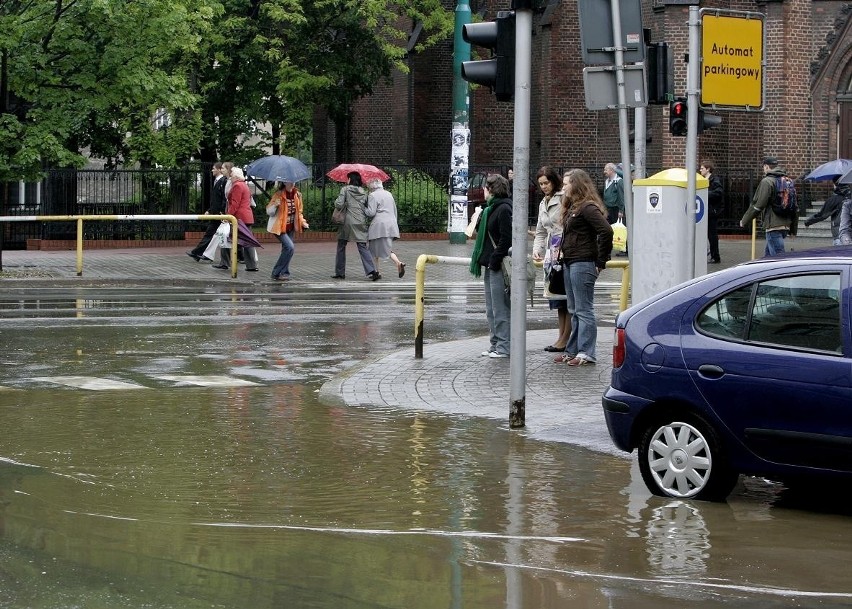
[700,10,764,109]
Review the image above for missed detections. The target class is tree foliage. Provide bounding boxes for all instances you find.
[0,0,452,179]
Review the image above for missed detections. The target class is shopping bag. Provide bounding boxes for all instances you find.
[202,238,219,261]
[612,220,627,253]
[215,221,232,247]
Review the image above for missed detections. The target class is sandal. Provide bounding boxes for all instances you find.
[566,355,595,367]
[553,353,575,363]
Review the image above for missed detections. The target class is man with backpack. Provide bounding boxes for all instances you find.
[739,157,798,256]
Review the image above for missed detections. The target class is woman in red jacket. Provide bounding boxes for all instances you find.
[214,167,259,271]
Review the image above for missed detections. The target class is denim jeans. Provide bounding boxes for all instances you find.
[272,230,295,278]
[483,267,510,355]
[335,240,376,277]
[563,260,598,361]
[764,230,787,257]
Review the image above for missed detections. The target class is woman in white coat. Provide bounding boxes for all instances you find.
[365,179,406,278]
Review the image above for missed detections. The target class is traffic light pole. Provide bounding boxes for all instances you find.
[508,3,532,429]
[685,6,700,277]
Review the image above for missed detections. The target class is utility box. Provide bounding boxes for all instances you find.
[631,168,709,304]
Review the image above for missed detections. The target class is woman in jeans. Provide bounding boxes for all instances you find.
[468,174,513,358]
[266,182,310,280]
[556,169,613,366]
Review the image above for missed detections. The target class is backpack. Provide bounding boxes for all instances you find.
[771,176,798,217]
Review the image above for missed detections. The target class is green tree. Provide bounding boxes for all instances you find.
[0,0,215,179]
[0,0,453,178]
[188,0,454,163]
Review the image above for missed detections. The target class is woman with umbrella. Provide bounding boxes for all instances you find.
[266,182,310,280]
[214,167,259,272]
[331,172,379,281]
[803,177,851,245]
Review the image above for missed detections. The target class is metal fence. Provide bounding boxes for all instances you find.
[0,163,817,250]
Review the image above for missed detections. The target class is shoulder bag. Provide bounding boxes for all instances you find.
[332,190,347,224]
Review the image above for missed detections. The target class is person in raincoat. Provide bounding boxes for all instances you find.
[365,178,406,279]
[331,172,379,280]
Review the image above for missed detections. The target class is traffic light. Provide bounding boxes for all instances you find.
[669,98,687,136]
[461,11,515,102]
[698,109,722,133]
[646,42,672,105]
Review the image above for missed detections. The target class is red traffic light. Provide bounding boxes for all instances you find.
[668,99,688,136]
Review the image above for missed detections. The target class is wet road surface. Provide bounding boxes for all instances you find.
[1,279,852,608]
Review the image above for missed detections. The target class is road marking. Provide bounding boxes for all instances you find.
[153,375,260,387]
[33,376,146,390]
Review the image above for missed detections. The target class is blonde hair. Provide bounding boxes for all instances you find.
[229,167,245,181]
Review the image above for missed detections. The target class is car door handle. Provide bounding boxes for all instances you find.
[698,364,725,379]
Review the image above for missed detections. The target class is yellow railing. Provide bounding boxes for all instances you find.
[0,214,240,277]
[413,255,631,358]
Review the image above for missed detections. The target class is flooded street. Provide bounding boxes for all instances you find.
[1,284,852,608]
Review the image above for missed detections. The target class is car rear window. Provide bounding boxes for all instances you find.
[697,273,843,353]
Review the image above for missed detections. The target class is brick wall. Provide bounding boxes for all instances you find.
[330,0,852,181]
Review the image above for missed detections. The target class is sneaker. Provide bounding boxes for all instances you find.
[488,351,509,359]
[566,354,595,367]
[481,350,494,356]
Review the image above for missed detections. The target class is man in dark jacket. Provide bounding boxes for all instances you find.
[187,162,228,260]
[740,157,798,256]
[803,179,850,245]
[700,159,724,263]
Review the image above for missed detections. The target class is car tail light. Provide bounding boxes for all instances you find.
[612,328,626,368]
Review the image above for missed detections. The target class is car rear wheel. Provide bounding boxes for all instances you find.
[638,415,738,501]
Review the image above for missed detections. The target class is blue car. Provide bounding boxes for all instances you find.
[602,247,852,500]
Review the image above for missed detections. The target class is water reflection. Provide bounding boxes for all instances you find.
[645,500,709,576]
[4,379,852,607]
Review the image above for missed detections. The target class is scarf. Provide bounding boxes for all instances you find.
[468,202,492,278]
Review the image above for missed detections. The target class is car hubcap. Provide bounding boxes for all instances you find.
[647,422,712,498]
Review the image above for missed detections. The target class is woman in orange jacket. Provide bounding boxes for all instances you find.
[266,181,310,280]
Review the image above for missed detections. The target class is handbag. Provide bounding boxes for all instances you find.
[332,191,348,224]
[266,202,278,232]
[545,263,566,296]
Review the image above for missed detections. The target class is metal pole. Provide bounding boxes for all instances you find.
[610,0,634,260]
[634,106,646,179]
[508,5,532,429]
[685,6,701,278]
[448,0,472,245]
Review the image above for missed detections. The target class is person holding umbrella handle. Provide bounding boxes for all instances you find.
[266,182,310,280]
[331,172,380,281]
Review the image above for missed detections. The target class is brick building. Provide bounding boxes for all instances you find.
[315,0,852,182]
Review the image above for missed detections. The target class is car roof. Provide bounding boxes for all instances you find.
[743,245,852,266]
[618,245,852,324]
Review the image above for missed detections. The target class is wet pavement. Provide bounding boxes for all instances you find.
[1,234,834,457]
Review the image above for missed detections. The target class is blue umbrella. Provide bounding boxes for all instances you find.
[804,159,852,182]
[245,155,311,183]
